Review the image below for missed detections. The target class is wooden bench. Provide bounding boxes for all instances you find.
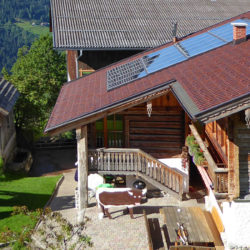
[203,211,224,250]
[143,210,165,250]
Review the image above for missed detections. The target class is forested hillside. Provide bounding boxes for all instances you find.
[0,0,50,72]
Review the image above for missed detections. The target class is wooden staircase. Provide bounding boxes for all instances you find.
[88,148,188,199]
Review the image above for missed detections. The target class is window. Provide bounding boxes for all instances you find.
[95,114,124,148]
[107,115,123,147]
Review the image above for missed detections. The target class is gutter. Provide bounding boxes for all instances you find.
[54,47,149,51]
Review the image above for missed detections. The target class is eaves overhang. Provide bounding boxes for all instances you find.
[45,79,176,135]
[171,83,250,124]
[170,82,200,120]
[53,46,152,51]
[194,93,250,123]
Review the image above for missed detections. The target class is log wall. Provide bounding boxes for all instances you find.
[88,93,186,158]
[123,94,185,158]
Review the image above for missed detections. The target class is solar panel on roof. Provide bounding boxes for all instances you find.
[107,58,146,91]
[208,23,233,42]
[178,32,226,57]
[141,46,187,76]
[107,19,250,91]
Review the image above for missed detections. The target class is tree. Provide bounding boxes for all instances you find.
[7,34,66,141]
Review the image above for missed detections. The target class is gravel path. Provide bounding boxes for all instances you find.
[48,170,205,249]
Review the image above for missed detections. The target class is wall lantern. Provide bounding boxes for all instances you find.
[147,101,152,117]
[245,108,250,129]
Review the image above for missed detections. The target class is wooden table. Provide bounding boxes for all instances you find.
[160,207,214,246]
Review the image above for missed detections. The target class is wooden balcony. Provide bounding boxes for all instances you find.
[190,125,228,194]
[88,148,188,199]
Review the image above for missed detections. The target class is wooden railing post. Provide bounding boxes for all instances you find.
[161,167,164,184]
[138,152,141,172]
[143,157,146,174]
[107,152,110,171]
[179,176,183,197]
[153,162,156,179]
[100,150,104,170]
[146,158,150,176]
[123,153,126,171]
[157,164,161,182]
[126,153,130,171]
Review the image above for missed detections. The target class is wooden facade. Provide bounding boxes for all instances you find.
[88,93,186,159]
[191,110,250,199]
[86,92,250,200]
[73,92,190,221]
[0,110,17,164]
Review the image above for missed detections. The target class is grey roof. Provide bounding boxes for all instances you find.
[51,0,250,49]
[0,78,19,115]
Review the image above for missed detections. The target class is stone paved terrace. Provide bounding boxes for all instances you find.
[49,169,206,249]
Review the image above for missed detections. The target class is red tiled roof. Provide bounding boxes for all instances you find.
[45,12,250,133]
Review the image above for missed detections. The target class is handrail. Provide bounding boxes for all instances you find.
[205,131,228,167]
[189,124,228,193]
[88,148,186,197]
[189,124,218,171]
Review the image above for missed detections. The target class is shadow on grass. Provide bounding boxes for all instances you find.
[0,172,28,182]
[0,190,51,220]
[0,211,12,220]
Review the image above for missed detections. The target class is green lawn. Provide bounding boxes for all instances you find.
[0,173,61,233]
[15,20,49,36]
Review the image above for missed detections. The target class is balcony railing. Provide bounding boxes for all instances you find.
[88,148,187,198]
[189,124,228,194]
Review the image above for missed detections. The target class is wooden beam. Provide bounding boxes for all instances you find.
[76,125,88,223]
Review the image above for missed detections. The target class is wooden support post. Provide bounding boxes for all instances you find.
[76,125,88,223]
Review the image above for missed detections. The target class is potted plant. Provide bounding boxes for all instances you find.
[186,135,206,166]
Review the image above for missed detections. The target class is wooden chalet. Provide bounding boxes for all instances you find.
[0,78,19,165]
[46,13,250,223]
[50,0,250,80]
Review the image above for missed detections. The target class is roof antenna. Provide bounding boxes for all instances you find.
[172,22,178,43]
